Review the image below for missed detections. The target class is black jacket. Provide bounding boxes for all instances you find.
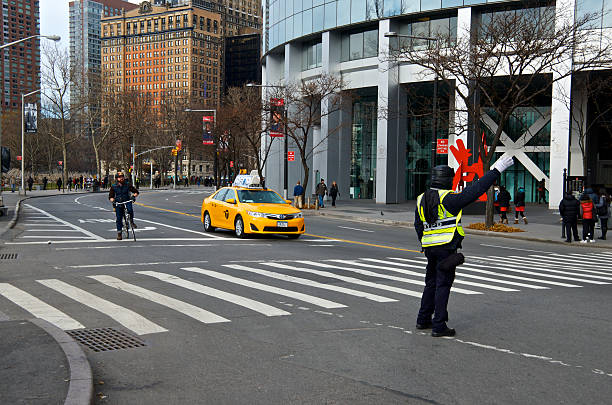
[415,168,501,250]
[559,194,580,222]
[497,189,511,207]
[514,190,525,207]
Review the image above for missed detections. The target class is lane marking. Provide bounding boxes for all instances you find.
[0,283,85,330]
[24,204,103,241]
[4,238,249,245]
[25,229,83,232]
[136,202,199,218]
[37,279,167,335]
[262,262,426,298]
[175,267,346,309]
[223,264,397,303]
[338,226,374,233]
[137,218,224,239]
[137,271,290,317]
[68,260,209,269]
[88,275,231,324]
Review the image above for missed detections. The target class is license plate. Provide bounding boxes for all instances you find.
[277,221,288,227]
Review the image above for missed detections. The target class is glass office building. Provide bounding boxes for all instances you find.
[262,0,612,207]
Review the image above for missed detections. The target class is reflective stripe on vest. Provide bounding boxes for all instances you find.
[417,189,465,248]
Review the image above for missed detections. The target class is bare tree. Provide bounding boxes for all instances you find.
[279,73,347,197]
[41,44,81,190]
[386,2,612,226]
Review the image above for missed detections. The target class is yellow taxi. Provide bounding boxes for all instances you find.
[201,173,304,238]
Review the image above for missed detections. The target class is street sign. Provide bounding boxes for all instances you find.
[287,151,295,162]
[436,139,449,154]
[16,156,22,161]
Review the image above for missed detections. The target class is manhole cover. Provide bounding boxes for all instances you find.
[0,253,18,260]
[66,328,147,352]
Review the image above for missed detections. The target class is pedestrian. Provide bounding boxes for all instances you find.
[493,185,500,215]
[579,194,596,243]
[415,156,515,337]
[27,176,34,191]
[67,177,73,191]
[514,186,527,224]
[497,185,511,224]
[330,181,339,207]
[42,176,48,190]
[56,177,62,191]
[315,178,327,208]
[9,175,15,192]
[537,178,547,204]
[596,191,610,240]
[559,192,580,243]
[293,181,304,208]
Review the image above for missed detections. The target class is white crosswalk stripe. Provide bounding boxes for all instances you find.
[223,264,398,302]
[37,279,167,335]
[88,275,231,323]
[168,268,346,309]
[136,271,290,317]
[384,257,552,289]
[507,256,612,277]
[0,283,84,330]
[332,259,514,293]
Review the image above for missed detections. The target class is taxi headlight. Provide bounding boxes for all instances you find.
[294,212,303,218]
[247,211,265,218]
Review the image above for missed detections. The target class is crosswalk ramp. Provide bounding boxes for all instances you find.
[0,251,610,336]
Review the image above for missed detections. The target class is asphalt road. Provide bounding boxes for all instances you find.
[1,189,611,404]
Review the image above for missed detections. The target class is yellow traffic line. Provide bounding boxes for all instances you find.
[304,233,421,253]
[136,202,199,218]
[136,202,421,253]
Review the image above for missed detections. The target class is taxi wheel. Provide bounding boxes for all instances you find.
[203,212,215,232]
[287,234,301,239]
[234,216,247,239]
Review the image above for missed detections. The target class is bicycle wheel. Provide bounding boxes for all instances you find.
[122,211,131,240]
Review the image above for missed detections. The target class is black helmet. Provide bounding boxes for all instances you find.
[430,165,454,190]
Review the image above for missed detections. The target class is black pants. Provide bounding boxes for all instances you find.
[564,220,579,242]
[331,195,337,206]
[417,247,456,333]
[600,217,608,239]
[515,211,525,219]
[582,219,595,241]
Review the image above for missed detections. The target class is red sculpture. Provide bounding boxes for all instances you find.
[450,139,487,201]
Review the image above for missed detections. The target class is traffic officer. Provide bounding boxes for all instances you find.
[414,155,514,337]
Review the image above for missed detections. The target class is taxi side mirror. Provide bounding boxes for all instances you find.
[286,199,292,204]
[226,198,236,204]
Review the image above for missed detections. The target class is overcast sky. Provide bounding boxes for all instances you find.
[40,0,140,49]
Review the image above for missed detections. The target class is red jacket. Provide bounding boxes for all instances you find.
[581,200,594,220]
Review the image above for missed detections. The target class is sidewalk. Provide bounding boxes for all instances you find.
[0,189,94,404]
[305,199,612,248]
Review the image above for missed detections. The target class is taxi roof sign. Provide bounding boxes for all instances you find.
[233,174,262,188]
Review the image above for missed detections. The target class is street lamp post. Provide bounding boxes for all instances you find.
[384,32,439,169]
[185,108,217,189]
[246,83,288,199]
[21,89,41,195]
[0,34,60,202]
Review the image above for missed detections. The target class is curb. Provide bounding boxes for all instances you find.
[29,319,93,405]
[308,211,612,250]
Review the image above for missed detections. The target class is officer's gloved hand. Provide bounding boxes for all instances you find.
[492,155,515,173]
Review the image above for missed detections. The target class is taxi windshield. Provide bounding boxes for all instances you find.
[237,190,286,204]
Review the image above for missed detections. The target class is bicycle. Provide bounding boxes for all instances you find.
[114,199,137,241]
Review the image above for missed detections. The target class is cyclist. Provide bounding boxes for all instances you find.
[109,171,139,240]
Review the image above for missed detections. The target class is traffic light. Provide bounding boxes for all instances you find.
[171,148,178,156]
[176,139,183,151]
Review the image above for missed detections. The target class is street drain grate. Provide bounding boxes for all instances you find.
[0,253,18,260]
[66,328,147,352]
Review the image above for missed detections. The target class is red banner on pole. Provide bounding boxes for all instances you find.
[270,98,285,138]
[436,139,448,154]
[203,115,214,145]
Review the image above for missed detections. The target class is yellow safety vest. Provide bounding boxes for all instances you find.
[416,190,465,248]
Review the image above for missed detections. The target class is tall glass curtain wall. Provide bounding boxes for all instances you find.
[351,93,377,199]
[266,0,492,51]
[405,82,450,200]
[483,107,551,203]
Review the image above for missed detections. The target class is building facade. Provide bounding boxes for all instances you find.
[101,1,224,109]
[262,0,612,208]
[0,0,40,110]
[224,33,260,90]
